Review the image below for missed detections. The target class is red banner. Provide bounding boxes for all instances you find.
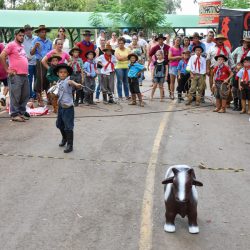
[199,1,222,25]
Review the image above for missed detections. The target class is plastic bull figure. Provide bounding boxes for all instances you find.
[162,165,203,234]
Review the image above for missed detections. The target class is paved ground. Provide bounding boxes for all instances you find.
[0,78,249,250]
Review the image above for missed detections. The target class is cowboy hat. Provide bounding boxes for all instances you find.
[48,54,62,63]
[34,25,51,33]
[102,44,115,53]
[241,37,250,43]
[189,32,202,40]
[155,34,166,41]
[53,63,73,76]
[85,50,96,58]
[128,53,139,61]
[241,56,250,64]
[14,28,25,35]
[82,30,93,36]
[69,47,82,56]
[192,45,204,53]
[214,54,228,62]
[24,24,33,30]
[214,34,227,40]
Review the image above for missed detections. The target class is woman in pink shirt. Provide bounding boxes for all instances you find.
[168,37,183,99]
[42,38,70,69]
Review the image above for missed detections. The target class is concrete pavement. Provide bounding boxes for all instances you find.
[0,80,249,250]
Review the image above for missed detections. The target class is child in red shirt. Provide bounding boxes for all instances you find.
[212,54,233,113]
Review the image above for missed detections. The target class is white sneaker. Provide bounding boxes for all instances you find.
[95,99,100,103]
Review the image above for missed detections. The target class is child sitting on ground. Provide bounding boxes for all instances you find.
[46,54,61,113]
[237,56,250,114]
[151,50,168,101]
[97,44,117,104]
[83,51,98,105]
[69,47,84,106]
[231,62,242,111]
[54,63,82,153]
[177,50,191,103]
[212,54,233,113]
[127,53,145,107]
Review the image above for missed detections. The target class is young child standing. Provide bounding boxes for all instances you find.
[127,53,145,106]
[231,63,243,111]
[151,50,168,101]
[46,54,61,113]
[186,46,206,106]
[212,54,233,113]
[237,56,250,114]
[54,63,82,153]
[83,51,98,105]
[69,47,84,106]
[177,50,191,103]
[97,44,117,104]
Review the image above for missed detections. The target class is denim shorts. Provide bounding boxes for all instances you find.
[169,66,178,76]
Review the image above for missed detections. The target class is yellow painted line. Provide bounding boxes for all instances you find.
[139,101,175,250]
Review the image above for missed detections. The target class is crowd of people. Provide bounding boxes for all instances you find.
[0,24,250,152]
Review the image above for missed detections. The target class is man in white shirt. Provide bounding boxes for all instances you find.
[122,29,132,48]
[202,30,215,56]
[186,45,206,106]
[96,30,106,48]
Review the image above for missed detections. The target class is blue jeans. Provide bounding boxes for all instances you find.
[28,65,36,99]
[115,68,129,98]
[95,74,101,99]
[56,106,74,131]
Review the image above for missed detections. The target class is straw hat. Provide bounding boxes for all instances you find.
[34,25,51,33]
[214,34,227,41]
[103,44,115,53]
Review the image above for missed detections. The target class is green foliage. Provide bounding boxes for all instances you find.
[222,0,250,9]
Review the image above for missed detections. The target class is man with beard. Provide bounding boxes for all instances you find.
[0,28,29,122]
[206,34,235,93]
[232,37,250,64]
[30,25,52,106]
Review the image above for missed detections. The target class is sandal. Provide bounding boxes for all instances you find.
[12,116,25,122]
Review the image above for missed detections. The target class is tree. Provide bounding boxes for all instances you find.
[222,0,249,9]
[165,0,181,14]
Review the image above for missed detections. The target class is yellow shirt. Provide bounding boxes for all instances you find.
[115,47,131,69]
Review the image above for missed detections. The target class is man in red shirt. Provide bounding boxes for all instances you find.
[75,30,95,62]
[212,54,233,113]
[148,34,170,65]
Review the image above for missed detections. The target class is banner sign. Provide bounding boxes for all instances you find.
[199,1,222,25]
[218,8,250,50]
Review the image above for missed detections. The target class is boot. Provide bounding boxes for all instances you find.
[89,94,96,105]
[59,129,67,147]
[37,92,44,107]
[80,90,84,104]
[218,99,227,113]
[232,98,238,111]
[103,93,108,104]
[64,130,73,153]
[213,99,222,112]
[128,94,136,105]
[237,99,242,111]
[137,93,144,107]
[186,94,193,105]
[74,91,80,106]
[195,95,201,106]
[108,94,115,104]
[240,99,246,114]
[177,93,182,103]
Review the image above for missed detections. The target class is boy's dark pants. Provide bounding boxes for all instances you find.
[177,73,190,99]
[71,72,84,104]
[128,77,143,103]
[84,76,96,104]
[56,105,74,149]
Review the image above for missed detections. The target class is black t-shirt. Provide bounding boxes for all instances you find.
[97,47,104,68]
[154,60,167,77]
